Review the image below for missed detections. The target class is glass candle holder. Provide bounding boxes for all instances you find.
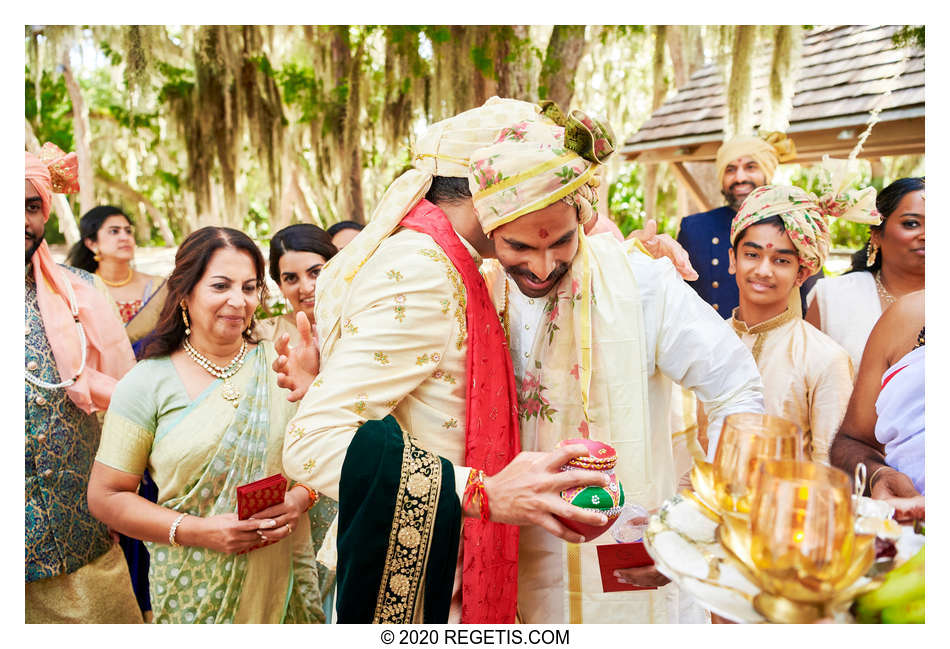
[712,413,803,513]
[749,460,856,589]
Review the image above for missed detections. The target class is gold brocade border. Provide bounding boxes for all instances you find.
[567,543,583,624]
[373,434,443,624]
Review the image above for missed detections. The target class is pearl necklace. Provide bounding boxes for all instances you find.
[874,271,896,309]
[96,267,134,287]
[183,337,248,407]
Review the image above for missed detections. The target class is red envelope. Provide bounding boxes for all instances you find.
[236,473,287,553]
[596,541,657,592]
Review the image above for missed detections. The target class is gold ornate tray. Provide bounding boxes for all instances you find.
[644,492,889,623]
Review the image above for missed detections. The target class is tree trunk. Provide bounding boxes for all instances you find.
[725,26,757,138]
[644,26,669,223]
[762,25,802,132]
[60,51,95,215]
[25,118,80,246]
[538,25,588,110]
[495,26,532,101]
[96,170,176,245]
[470,26,497,107]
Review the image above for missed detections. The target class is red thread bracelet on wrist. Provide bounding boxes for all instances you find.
[293,483,319,511]
[463,469,491,522]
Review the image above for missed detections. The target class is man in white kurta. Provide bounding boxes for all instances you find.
[468,109,765,623]
[727,308,853,464]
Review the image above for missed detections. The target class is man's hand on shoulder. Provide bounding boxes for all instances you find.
[626,219,699,281]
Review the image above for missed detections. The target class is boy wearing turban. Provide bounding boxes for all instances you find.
[677,132,825,318]
[466,109,764,624]
[25,145,140,622]
[726,167,879,464]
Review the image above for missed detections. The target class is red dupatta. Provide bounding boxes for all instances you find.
[401,199,520,624]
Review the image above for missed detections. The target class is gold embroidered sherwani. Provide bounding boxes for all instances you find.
[283,227,475,499]
[728,308,854,464]
[283,228,477,621]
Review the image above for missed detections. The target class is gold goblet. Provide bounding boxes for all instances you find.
[749,460,863,603]
[712,413,803,514]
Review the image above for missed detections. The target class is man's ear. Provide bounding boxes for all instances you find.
[728,247,736,275]
[793,264,809,287]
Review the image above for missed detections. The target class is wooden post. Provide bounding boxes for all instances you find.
[670,162,713,213]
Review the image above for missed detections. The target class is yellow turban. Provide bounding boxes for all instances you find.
[716,132,796,186]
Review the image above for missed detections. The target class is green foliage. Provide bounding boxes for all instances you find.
[893,26,924,50]
[25,66,74,152]
[276,62,319,122]
[156,61,195,102]
[608,163,679,237]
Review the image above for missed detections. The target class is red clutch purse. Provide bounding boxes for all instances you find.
[236,473,287,553]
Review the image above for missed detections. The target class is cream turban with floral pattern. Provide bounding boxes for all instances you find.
[467,104,615,234]
[730,157,882,276]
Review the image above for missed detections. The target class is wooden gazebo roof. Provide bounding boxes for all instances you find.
[622,25,924,209]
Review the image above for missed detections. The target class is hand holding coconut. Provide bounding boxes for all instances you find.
[470,444,612,544]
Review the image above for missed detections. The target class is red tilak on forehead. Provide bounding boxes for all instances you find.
[538,228,549,239]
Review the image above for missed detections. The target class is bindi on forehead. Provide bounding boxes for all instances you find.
[766,243,773,248]
[538,228,549,239]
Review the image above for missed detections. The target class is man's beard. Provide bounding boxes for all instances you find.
[25,230,44,265]
[504,261,570,298]
[722,182,758,211]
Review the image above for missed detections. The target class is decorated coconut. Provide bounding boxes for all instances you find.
[555,438,624,541]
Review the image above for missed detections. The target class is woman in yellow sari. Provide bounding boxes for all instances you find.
[88,227,323,623]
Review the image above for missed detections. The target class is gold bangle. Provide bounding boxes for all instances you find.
[169,512,187,547]
[868,465,890,492]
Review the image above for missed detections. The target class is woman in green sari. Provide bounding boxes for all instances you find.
[88,227,323,624]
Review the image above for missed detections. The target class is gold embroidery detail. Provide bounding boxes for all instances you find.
[430,352,441,363]
[385,399,399,409]
[387,270,404,282]
[442,418,458,429]
[398,527,421,549]
[389,574,410,597]
[406,473,430,498]
[374,351,391,366]
[432,369,456,385]
[394,305,406,322]
[312,377,324,388]
[373,435,443,623]
[416,353,430,366]
[289,424,306,440]
[419,249,466,350]
[353,392,369,415]
[343,319,359,335]
[303,458,315,472]
[439,299,450,314]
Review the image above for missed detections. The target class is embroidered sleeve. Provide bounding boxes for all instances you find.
[283,247,460,501]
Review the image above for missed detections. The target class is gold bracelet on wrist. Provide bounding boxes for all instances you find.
[169,512,188,547]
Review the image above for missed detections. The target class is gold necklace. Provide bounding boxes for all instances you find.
[97,267,134,287]
[874,271,896,309]
[183,337,248,407]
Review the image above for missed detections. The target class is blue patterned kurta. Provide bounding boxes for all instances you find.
[25,265,113,582]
